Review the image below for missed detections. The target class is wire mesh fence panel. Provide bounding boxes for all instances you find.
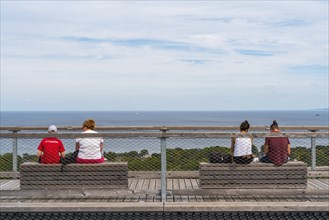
[0,134,328,173]
[0,128,328,199]
[105,138,161,171]
[315,137,329,167]
[166,138,231,171]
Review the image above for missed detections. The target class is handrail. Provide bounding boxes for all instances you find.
[0,132,328,139]
[0,125,328,132]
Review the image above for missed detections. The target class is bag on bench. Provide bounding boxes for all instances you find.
[61,150,79,169]
[208,152,232,163]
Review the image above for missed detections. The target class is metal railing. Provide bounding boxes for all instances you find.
[1,126,328,201]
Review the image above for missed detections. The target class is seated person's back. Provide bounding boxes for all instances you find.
[76,119,104,163]
[37,125,65,164]
[261,120,290,166]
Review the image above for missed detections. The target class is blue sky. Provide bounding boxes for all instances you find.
[1,1,328,111]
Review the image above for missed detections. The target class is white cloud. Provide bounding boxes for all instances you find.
[1,1,328,111]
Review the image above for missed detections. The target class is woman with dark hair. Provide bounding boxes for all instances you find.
[260,120,291,165]
[230,120,254,164]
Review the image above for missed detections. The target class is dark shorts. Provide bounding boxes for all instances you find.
[233,156,253,164]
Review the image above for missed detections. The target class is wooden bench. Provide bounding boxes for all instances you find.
[199,161,307,189]
[20,162,128,190]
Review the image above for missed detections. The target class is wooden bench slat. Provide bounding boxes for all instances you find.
[200,170,307,175]
[21,166,128,172]
[199,162,307,189]
[200,175,307,180]
[20,162,128,190]
[21,175,128,181]
[21,171,128,177]
[21,185,128,190]
[200,166,306,171]
[200,184,307,189]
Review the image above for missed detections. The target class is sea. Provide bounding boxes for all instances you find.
[1,110,328,127]
[0,110,328,155]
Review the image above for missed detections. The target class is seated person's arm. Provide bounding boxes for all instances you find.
[100,143,103,153]
[287,144,291,156]
[75,143,80,151]
[264,144,269,155]
[37,150,42,158]
[230,137,235,156]
[60,151,65,158]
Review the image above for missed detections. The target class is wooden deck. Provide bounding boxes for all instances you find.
[1,178,328,198]
[1,178,328,212]
[2,178,328,191]
[1,168,328,212]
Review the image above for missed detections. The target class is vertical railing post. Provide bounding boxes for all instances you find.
[11,130,18,177]
[310,130,317,171]
[160,127,167,202]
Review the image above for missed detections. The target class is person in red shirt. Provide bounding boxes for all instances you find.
[37,125,65,164]
[260,120,291,166]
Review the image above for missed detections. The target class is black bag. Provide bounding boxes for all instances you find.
[61,150,79,166]
[208,152,232,163]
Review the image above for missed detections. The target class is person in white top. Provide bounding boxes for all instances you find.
[76,119,104,163]
[230,120,254,164]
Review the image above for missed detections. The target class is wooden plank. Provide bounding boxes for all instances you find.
[307,179,322,190]
[166,196,174,202]
[128,178,133,188]
[199,161,307,189]
[0,172,20,178]
[195,196,203,202]
[167,179,173,190]
[184,179,193,190]
[142,179,150,190]
[200,169,306,174]
[308,179,329,189]
[138,195,146,202]
[202,196,211,202]
[200,166,306,171]
[146,195,154,202]
[20,179,128,185]
[200,184,307,189]
[190,179,199,190]
[135,179,144,191]
[21,167,128,173]
[200,179,306,184]
[181,195,189,202]
[21,185,127,190]
[200,174,306,180]
[216,195,226,202]
[201,164,307,169]
[149,179,157,190]
[129,178,138,190]
[318,179,329,186]
[19,162,129,190]
[178,179,186,190]
[128,196,137,202]
[172,179,179,190]
[155,179,161,190]
[209,195,218,202]
[21,175,128,182]
[174,195,182,202]
[0,180,19,190]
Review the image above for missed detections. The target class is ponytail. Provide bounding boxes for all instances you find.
[270,120,279,130]
[240,120,250,131]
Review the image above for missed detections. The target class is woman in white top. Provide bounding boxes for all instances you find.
[76,119,104,163]
[230,120,253,164]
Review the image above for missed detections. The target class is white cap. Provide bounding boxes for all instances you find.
[48,125,57,133]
